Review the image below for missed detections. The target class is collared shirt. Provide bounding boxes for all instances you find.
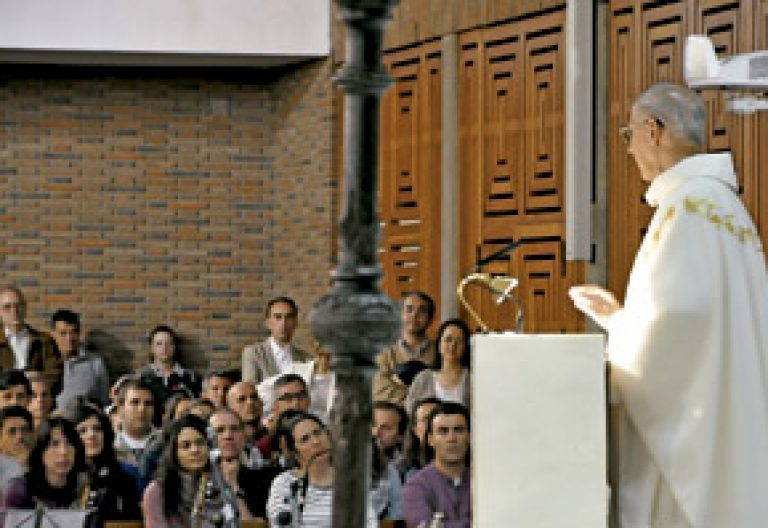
[268,336,294,375]
[403,463,471,528]
[57,348,110,408]
[399,338,432,362]
[147,362,187,386]
[115,428,155,466]
[4,326,30,369]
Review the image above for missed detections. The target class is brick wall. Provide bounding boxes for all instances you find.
[0,60,337,377]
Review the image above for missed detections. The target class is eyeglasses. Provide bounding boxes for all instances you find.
[277,390,309,403]
[619,116,665,145]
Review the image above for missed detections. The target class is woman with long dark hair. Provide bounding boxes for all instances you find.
[401,397,441,480]
[142,414,222,527]
[266,412,377,528]
[66,400,141,526]
[2,417,87,509]
[405,318,472,415]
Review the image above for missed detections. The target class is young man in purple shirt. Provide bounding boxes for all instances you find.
[403,401,471,527]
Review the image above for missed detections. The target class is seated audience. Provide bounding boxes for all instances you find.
[258,374,312,462]
[241,296,311,384]
[374,292,437,406]
[142,414,224,527]
[26,372,55,430]
[113,377,159,477]
[0,370,32,410]
[370,401,407,520]
[268,409,303,470]
[226,381,268,466]
[136,325,199,412]
[162,393,194,425]
[51,309,110,410]
[0,285,61,392]
[267,412,377,528]
[66,400,142,526]
[403,402,471,528]
[269,374,311,424]
[402,397,441,480]
[406,319,471,416]
[200,369,234,409]
[209,408,280,520]
[0,406,33,491]
[2,417,87,510]
[186,398,215,421]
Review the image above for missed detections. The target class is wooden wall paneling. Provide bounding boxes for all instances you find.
[458,30,486,329]
[379,43,443,312]
[482,25,525,223]
[607,0,642,297]
[457,8,583,333]
[381,48,422,299]
[641,1,689,86]
[521,10,565,223]
[518,224,582,333]
[757,0,768,240]
[695,0,757,217]
[416,40,443,311]
[472,223,583,332]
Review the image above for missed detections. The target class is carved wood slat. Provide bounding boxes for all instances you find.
[608,0,767,302]
[459,8,584,333]
[523,12,565,220]
[608,1,642,297]
[380,43,442,313]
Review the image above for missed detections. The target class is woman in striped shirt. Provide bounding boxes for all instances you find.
[266,412,377,527]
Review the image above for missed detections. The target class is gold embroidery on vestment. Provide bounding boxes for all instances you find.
[681,196,762,252]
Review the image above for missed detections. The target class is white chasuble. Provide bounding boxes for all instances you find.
[607,153,768,528]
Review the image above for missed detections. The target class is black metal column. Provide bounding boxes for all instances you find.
[309,1,400,527]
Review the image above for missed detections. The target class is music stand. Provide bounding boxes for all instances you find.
[4,504,89,528]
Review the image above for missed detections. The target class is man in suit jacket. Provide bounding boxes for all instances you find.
[0,286,61,394]
[241,296,311,384]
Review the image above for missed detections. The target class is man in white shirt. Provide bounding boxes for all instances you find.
[0,286,61,391]
[241,296,311,384]
[571,83,768,528]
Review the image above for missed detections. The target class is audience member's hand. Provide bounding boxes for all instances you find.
[569,285,621,330]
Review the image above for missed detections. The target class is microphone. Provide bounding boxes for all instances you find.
[495,277,518,305]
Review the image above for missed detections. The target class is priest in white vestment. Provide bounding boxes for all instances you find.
[571,83,768,528]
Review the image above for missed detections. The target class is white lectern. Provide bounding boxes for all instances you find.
[473,333,607,528]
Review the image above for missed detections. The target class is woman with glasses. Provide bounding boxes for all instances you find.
[266,412,377,528]
[66,400,141,526]
[142,414,223,527]
[405,318,472,416]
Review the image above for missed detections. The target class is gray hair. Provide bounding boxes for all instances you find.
[633,83,707,149]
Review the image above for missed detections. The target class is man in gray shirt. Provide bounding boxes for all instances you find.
[51,309,110,410]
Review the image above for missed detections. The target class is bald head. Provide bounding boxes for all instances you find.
[226,381,262,423]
